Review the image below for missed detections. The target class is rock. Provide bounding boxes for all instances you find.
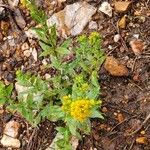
[136,137,148,144]
[99,2,112,17]
[57,0,66,5]
[45,73,51,80]
[4,72,15,82]
[133,34,139,39]
[117,113,125,123]
[114,1,131,13]
[7,36,16,46]
[0,5,7,20]
[104,56,128,76]
[114,34,120,42]
[70,136,79,150]
[4,120,20,138]
[130,39,145,55]
[8,0,19,7]
[25,28,38,39]
[1,135,21,148]
[31,48,38,61]
[118,15,126,29]
[47,2,96,36]
[23,50,31,57]
[42,59,48,65]
[21,42,29,51]
[0,31,3,41]
[14,9,26,29]
[88,21,98,30]
[1,21,10,35]
[0,55,5,62]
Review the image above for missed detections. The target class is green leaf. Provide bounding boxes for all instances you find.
[32,28,48,43]
[6,84,13,97]
[49,25,57,47]
[0,98,7,105]
[91,110,104,119]
[50,55,62,69]
[79,119,91,135]
[91,71,99,87]
[60,39,71,48]
[39,41,51,51]
[55,47,70,55]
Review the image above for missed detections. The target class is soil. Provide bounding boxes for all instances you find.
[0,0,150,150]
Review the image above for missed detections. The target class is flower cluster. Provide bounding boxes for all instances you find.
[89,32,101,46]
[70,99,95,122]
[62,96,98,122]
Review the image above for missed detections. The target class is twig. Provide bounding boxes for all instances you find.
[107,45,119,56]
[108,115,137,134]
[127,113,150,136]
[128,139,135,150]
[26,128,38,149]
[131,56,138,72]
[128,79,143,91]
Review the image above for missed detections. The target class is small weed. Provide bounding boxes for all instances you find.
[0,0,106,149]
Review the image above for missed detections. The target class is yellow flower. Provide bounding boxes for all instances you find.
[80,83,89,91]
[89,32,100,45]
[70,99,96,122]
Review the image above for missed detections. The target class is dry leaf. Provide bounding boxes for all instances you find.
[118,15,126,29]
[136,137,148,144]
[114,1,131,13]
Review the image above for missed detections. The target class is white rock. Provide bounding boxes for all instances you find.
[21,42,29,51]
[108,45,113,50]
[4,120,20,138]
[31,48,38,61]
[25,29,38,39]
[42,59,48,65]
[133,34,139,39]
[8,38,15,46]
[23,50,31,57]
[88,21,98,30]
[99,2,112,17]
[45,73,51,80]
[1,135,21,148]
[71,136,79,150]
[7,36,13,40]
[114,34,121,42]
[47,2,96,36]
[8,0,19,7]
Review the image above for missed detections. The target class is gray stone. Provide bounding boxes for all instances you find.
[47,2,96,36]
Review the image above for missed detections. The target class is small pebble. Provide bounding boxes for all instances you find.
[114,34,121,42]
[88,21,98,30]
[23,50,31,57]
[21,42,29,51]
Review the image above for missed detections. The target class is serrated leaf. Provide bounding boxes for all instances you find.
[91,110,104,119]
[32,28,48,43]
[56,47,70,55]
